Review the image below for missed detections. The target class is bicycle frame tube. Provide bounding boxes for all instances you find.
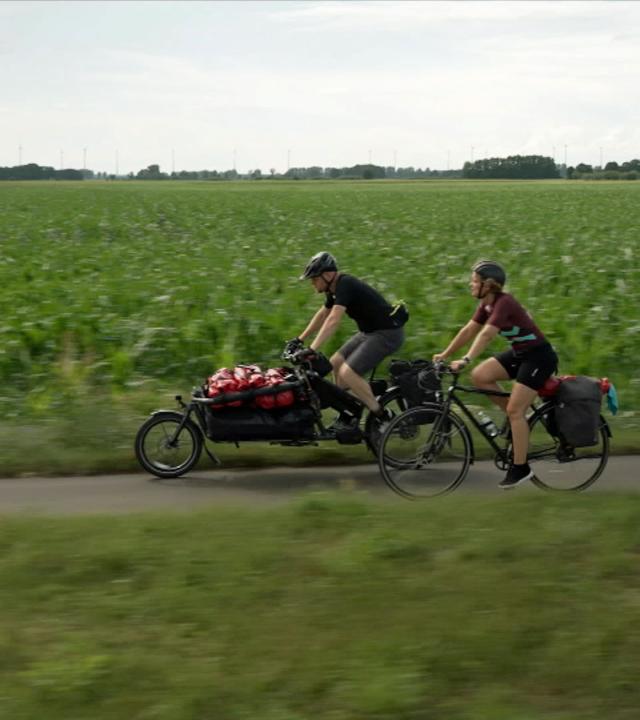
[190,401,209,437]
[449,392,506,455]
[444,376,541,455]
[442,376,511,455]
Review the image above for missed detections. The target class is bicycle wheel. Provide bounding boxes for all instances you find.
[364,386,410,461]
[378,404,472,499]
[135,411,203,478]
[527,404,609,491]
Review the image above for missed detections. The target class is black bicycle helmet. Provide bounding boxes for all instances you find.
[299,251,338,280]
[472,259,506,286]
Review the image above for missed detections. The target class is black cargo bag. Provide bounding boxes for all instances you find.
[554,376,602,447]
[389,359,441,407]
[206,405,316,442]
[308,375,363,416]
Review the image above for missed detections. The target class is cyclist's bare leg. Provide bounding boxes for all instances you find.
[336,363,380,413]
[330,352,347,386]
[470,358,510,413]
[507,382,538,464]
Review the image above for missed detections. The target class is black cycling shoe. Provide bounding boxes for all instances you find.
[327,414,360,433]
[374,409,394,434]
[326,415,363,445]
[499,463,534,489]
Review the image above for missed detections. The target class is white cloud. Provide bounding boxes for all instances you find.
[1,0,639,172]
[273,0,619,28]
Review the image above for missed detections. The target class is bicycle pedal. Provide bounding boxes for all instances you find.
[411,455,433,469]
[556,449,576,463]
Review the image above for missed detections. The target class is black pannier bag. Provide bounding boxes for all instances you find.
[554,376,602,447]
[205,405,317,442]
[389,359,441,407]
[309,352,333,378]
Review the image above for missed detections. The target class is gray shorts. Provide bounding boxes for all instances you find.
[338,328,405,375]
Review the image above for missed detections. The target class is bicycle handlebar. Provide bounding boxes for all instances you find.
[433,360,458,376]
[282,346,319,365]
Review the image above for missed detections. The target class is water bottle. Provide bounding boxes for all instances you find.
[477,410,499,438]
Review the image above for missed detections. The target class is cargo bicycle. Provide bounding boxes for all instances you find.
[377,362,613,499]
[134,346,409,479]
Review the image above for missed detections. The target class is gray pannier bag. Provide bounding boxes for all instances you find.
[554,376,602,447]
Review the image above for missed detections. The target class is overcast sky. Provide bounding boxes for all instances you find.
[1,0,638,174]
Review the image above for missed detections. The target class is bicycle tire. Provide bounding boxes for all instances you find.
[363,386,411,461]
[135,411,203,478]
[377,404,472,499]
[527,403,609,491]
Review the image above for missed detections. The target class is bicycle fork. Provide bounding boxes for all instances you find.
[171,396,222,466]
[411,409,452,469]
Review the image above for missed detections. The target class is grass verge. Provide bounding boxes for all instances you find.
[1,492,640,719]
[0,394,636,478]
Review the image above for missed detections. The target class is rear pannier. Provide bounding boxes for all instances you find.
[554,375,603,447]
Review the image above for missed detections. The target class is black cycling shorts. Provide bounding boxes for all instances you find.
[494,343,558,391]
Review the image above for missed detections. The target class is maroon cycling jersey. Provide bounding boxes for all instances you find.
[472,292,547,354]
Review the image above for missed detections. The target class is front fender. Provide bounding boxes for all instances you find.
[148,408,205,441]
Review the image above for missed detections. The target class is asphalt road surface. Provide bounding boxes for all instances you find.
[0,456,638,514]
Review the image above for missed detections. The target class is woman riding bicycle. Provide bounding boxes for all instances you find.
[433,260,558,489]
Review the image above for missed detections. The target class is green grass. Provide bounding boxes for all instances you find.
[0,396,635,479]
[0,179,638,473]
[2,493,640,718]
[0,396,374,478]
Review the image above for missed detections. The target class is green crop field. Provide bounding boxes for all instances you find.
[0,179,638,473]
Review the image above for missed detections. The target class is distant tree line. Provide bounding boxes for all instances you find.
[463,155,559,179]
[0,163,91,180]
[134,164,239,180]
[2,158,638,182]
[281,164,462,180]
[133,163,463,180]
[0,161,463,182]
[568,159,639,181]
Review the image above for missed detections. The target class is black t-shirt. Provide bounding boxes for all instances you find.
[324,273,402,333]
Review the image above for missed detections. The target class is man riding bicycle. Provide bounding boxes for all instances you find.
[433,260,558,489]
[288,251,408,433]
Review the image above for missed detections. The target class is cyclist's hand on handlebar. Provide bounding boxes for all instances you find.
[288,346,317,363]
[450,359,468,374]
[283,338,304,359]
[432,352,447,363]
[284,337,304,354]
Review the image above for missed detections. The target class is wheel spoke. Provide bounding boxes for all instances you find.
[135,414,202,478]
[528,407,608,491]
[378,405,471,499]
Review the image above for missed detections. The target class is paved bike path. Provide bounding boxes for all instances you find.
[0,456,638,514]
